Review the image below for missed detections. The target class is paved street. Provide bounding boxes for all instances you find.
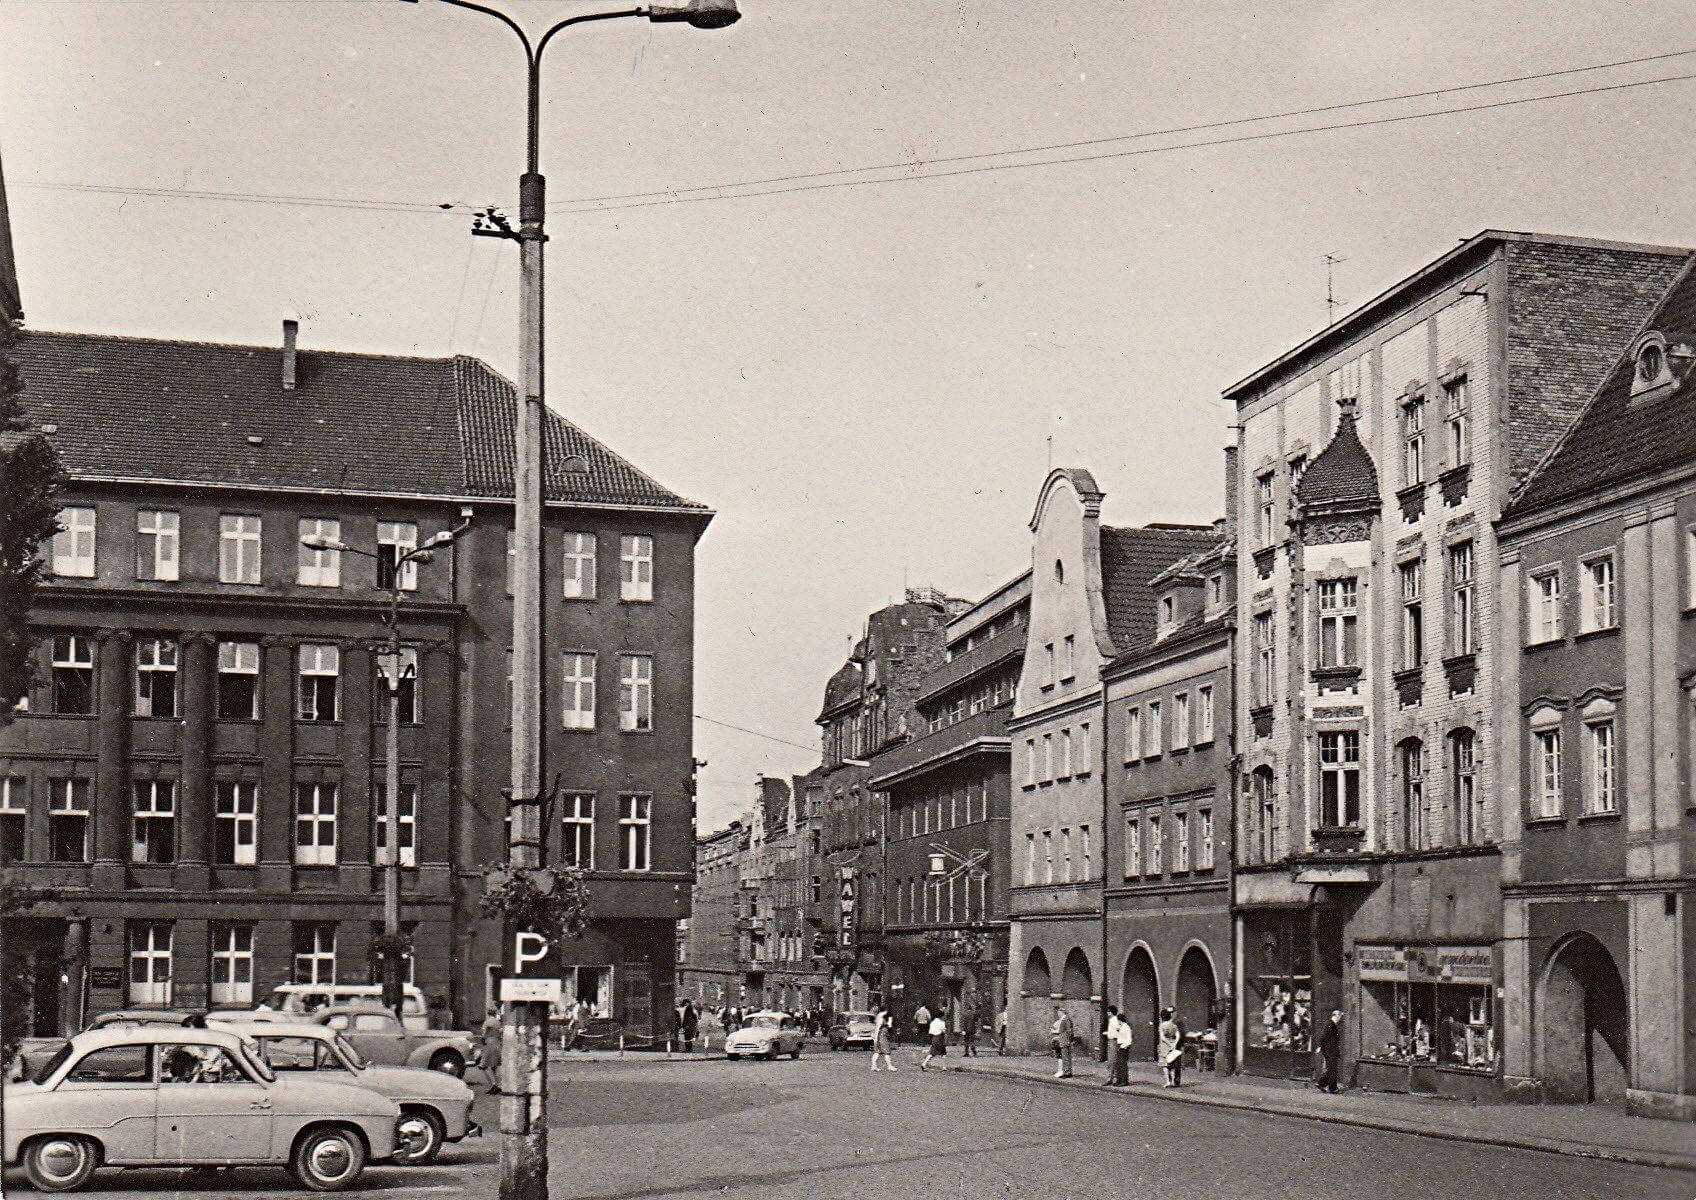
[7,1048,1690,1199]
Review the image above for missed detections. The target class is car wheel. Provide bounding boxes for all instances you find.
[766,1045,779,1061]
[829,1036,844,1050]
[396,1108,446,1165]
[726,1052,739,1060]
[291,1126,367,1192]
[23,1135,99,1193]
[791,1046,802,1060]
[428,1049,466,1077]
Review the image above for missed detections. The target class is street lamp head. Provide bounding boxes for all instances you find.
[648,0,740,29]
[301,535,352,553]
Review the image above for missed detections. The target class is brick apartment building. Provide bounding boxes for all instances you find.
[1103,527,1235,1065]
[1006,466,1214,1053]
[2,322,710,1038]
[1496,258,1696,1118]
[872,572,1028,1039]
[1226,231,1687,1093]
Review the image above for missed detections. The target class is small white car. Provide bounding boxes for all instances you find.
[3,1025,404,1193]
[724,1011,805,1061]
[220,1021,479,1164]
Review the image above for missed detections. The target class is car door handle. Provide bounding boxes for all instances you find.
[249,1099,273,1110]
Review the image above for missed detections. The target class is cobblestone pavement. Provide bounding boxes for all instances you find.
[5,1048,1690,1199]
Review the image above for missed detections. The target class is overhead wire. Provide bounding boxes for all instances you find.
[694,714,818,755]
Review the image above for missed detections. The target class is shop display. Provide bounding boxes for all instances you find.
[1357,944,1496,1071]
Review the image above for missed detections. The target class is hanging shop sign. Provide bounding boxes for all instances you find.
[839,869,857,949]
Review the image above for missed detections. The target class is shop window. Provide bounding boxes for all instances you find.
[1246,913,1311,1054]
[1359,951,1495,1071]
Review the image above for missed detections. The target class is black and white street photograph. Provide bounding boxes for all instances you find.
[1,2,1694,1197]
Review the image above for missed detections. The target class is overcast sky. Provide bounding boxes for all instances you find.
[6,0,1696,832]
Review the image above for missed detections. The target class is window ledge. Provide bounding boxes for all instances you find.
[1170,745,1191,757]
[1523,636,1565,652]
[1193,736,1215,748]
[1576,809,1621,823]
[1574,626,1619,643]
[1310,666,1362,686]
[1523,814,1566,827]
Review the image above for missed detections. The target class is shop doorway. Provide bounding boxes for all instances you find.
[1176,945,1217,1036]
[1120,946,1158,1060]
[1538,933,1629,1104]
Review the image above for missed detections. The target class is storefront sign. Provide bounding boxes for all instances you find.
[88,966,123,989]
[1358,944,1494,984]
[1356,945,1406,982]
[839,870,856,949]
[1430,945,1493,985]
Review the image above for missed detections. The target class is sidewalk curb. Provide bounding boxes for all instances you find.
[951,1063,1696,1175]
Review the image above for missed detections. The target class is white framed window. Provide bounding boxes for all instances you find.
[1318,731,1362,828]
[213,781,257,865]
[1401,740,1427,851]
[1147,814,1163,875]
[1444,375,1471,468]
[297,643,340,722]
[1317,578,1359,669]
[1196,685,1215,744]
[1042,830,1054,884]
[377,521,419,591]
[1024,832,1037,885]
[1077,721,1092,775]
[1024,739,1037,788]
[1173,810,1190,872]
[1450,542,1475,655]
[1124,814,1141,879]
[561,792,594,868]
[1197,808,1214,869]
[217,641,260,720]
[129,921,173,1006]
[1530,569,1563,644]
[563,652,597,730]
[293,923,337,985]
[1255,473,1275,544]
[1143,700,1162,758]
[619,793,652,871]
[372,783,417,867]
[1400,561,1424,668]
[134,637,179,719]
[1580,555,1617,632]
[298,518,342,587]
[210,923,254,1006]
[1451,729,1481,843]
[1125,707,1142,762]
[1058,728,1073,779]
[1402,395,1426,486]
[52,506,96,577]
[220,514,262,584]
[564,532,597,599]
[1060,634,1076,681]
[1253,612,1275,707]
[135,510,179,582]
[49,778,90,863]
[131,779,176,864]
[618,654,653,732]
[293,782,338,866]
[1584,708,1617,815]
[1172,693,1190,751]
[376,646,419,725]
[1534,726,1563,819]
[620,534,654,602]
[1253,768,1279,862]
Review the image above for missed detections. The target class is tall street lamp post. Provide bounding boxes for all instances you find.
[301,518,471,1023]
[399,3,740,1197]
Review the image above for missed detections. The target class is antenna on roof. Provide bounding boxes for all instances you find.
[1323,254,1347,325]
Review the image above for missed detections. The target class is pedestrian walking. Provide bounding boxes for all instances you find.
[913,1001,932,1045]
[961,1002,979,1057]
[1315,1007,1344,1093]
[1102,1006,1124,1087]
[1112,1005,1134,1084]
[920,1010,948,1070]
[682,1000,699,1053]
[1051,1005,1074,1078]
[871,1009,898,1072]
[995,1007,1008,1055]
[480,1006,503,1096]
[1158,1007,1185,1088]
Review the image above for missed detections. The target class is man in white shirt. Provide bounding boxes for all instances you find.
[1102,1007,1123,1087]
[1112,1008,1134,1085]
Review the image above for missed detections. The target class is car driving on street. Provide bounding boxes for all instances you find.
[2,1025,404,1193]
[724,1011,806,1061]
[829,1011,880,1051]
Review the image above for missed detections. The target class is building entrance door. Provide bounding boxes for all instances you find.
[1538,933,1628,1104]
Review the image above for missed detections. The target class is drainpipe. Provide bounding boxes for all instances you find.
[1099,684,1110,1063]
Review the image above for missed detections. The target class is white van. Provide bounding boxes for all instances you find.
[262,983,432,1031]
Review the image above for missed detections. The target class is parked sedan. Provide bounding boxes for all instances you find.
[724,1011,805,1061]
[9,1010,203,1084]
[3,1025,403,1193]
[828,1011,879,1051]
[312,1003,481,1077]
[221,1021,478,1165]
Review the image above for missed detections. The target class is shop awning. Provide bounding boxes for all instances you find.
[1234,871,1313,909]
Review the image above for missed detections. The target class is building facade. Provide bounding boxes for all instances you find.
[1225,231,1687,1093]
[1102,531,1235,1065]
[872,572,1027,1039]
[1497,260,1696,1118]
[1006,467,1214,1053]
[4,324,710,1037]
[676,820,744,1008]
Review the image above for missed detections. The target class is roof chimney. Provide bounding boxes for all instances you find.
[282,313,299,391]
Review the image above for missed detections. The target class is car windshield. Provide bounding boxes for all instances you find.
[748,1014,782,1029]
[335,1034,369,1070]
[32,1043,72,1085]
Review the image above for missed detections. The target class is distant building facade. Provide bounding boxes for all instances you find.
[677,820,745,1007]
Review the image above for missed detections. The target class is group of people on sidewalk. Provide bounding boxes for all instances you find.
[1096,1005,1187,1087]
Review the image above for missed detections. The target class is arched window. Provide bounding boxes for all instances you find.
[1399,738,1426,850]
[1449,729,1479,844]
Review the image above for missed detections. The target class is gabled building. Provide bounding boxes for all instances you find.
[1225,231,1688,1094]
[872,571,1028,1038]
[1497,259,1696,1118]
[1006,466,1213,1052]
[3,322,710,1038]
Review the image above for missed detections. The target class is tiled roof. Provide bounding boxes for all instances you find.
[1510,258,1696,516]
[1295,405,1379,514]
[818,661,863,721]
[1502,239,1691,486]
[15,330,706,512]
[1106,611,1231,677]
[1098,523,1216,657]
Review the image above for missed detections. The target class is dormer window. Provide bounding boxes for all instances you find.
[1208,574,1224,607]
[1630,332,1676,398]
[1159,595,1175,630]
